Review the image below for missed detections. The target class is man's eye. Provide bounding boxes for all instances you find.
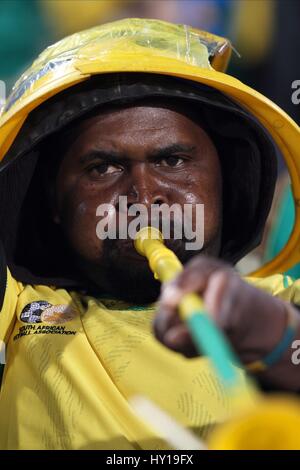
[88,163,122,176]
[158,156,184,167]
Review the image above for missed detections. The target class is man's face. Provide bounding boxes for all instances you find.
[53,101,222,302]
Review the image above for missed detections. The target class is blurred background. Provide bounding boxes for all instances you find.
[0,0,299,275]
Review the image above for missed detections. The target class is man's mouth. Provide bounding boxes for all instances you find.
[111,236,190,264]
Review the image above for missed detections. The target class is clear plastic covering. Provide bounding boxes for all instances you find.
[3,18,231,115]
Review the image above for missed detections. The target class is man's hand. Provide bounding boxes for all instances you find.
[153,255,300,391]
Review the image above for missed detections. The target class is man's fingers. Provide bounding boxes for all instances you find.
[160,256,233,303]
[204,270,240,329]
[153,302,181,343]
[154,255,243,357]
[162,324,198,357]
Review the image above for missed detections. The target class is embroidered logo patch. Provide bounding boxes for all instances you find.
[15,301,78,341]
[41,305,77,324]
[20,301,77,324]
[20,301,51,323]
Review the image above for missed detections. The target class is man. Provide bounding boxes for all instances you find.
[0,18,300,450]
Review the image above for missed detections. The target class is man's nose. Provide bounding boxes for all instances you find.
[124,164,168,209]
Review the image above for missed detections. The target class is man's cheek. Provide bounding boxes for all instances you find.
[183,192,219,232]
[77,201,88,216]
[63,200,104,259]
[72,200,100,239]
[200,195,222,245]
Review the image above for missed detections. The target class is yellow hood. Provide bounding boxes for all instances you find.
[0,18,299,276]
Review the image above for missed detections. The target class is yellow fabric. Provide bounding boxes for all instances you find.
[0,269,295,450]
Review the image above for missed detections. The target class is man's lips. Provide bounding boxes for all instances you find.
[111,240,147,263]
[111,237,186,261]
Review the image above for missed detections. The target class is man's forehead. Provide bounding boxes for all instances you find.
[74,97,205,133]
[62,104,212,161]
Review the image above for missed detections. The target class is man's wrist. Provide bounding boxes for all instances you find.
[248,303,300,392]
[245,303,298,373]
